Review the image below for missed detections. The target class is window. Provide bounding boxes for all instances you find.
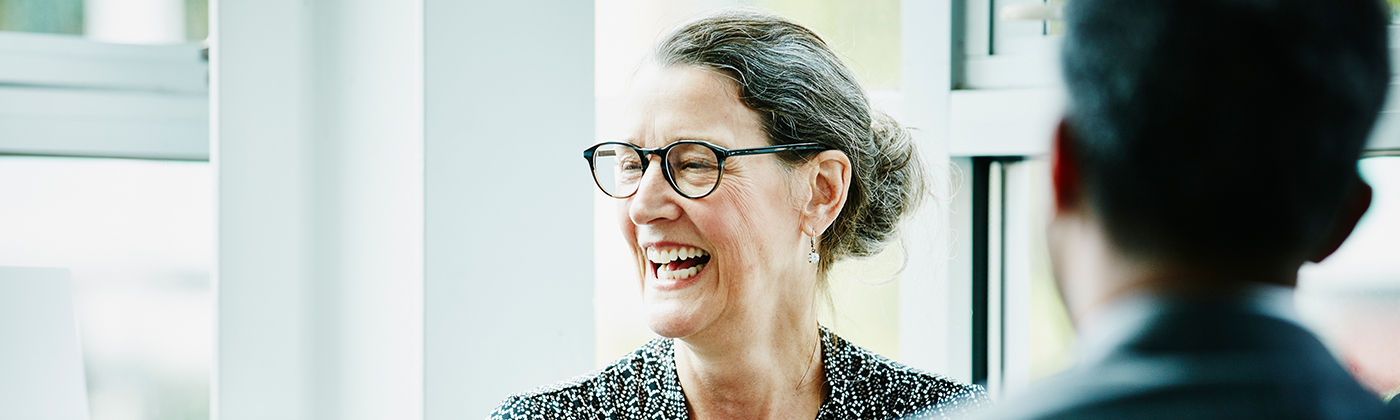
[954,1,1400,399]
[0,157,213,420]
[967,157,1400,400]
[955,157,1071,398]
[1297,156,1400,400]
[1,2,210,419]
[959,0,1062,90]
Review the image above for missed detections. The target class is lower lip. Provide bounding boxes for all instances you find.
[649,263,708,292]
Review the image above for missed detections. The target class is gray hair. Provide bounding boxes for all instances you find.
[648,8,928,274]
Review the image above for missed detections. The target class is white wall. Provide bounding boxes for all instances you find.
[214,0,423,419]
[423,1,596,418]
[216,1,593,419]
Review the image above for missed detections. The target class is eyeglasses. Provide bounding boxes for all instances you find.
[584,140,828,199]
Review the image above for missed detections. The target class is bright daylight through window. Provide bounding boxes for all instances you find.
[0,1,211,420]
[0,157,213,420]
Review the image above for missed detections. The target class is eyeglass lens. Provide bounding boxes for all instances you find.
[591,143,722,198]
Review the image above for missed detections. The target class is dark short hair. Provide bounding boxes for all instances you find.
[1061,0,1392,268]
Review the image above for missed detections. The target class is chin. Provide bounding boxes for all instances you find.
[646,318,694,339]
[643,297,718,339]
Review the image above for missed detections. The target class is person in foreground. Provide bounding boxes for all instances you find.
[490,8,987,420]
[977,0,1396,419]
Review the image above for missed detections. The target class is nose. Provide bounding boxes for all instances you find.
[628,156,682,226]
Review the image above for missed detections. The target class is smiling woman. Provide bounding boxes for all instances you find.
[490,8,987,420]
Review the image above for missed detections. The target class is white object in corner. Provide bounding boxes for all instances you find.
[0,267,90,420]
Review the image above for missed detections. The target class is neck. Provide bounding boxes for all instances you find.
[1052,213,1301,327]
[673,303,826,420]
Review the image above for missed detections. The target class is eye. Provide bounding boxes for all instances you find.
[619,155,644,171]
[668,144,719,174]
[678,158,718,171]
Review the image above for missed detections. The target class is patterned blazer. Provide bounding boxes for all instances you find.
[490,327,988,420]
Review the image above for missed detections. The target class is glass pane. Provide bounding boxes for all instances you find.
[594,0,904,367]
[1298,156,1400,400]
[1025,157,1400,390]
[666,143,721,197]
[0,0,208,43]
[757,0,902,89]
[592,144,643,197]
[1022,159,1075,381]
[0,156,213,420]
[0,0,82,35]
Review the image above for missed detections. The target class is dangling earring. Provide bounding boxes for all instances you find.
[808,236,820,264]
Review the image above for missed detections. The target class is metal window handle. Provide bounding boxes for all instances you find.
[999,3,1064,21]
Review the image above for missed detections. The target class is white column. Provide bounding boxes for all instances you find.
[214,0,423,419]
[304,0,424,419]
[218,1,594,418]
[900,0,972,384]
[212,0,313,418]
[423,1,596,419]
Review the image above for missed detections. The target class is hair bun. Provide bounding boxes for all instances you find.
[831,110,928,260]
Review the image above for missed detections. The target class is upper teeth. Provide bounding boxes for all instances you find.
[647,246,708,264]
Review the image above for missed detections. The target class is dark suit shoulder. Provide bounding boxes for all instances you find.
[979,309,1393,420]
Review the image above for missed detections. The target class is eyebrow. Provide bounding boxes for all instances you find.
[625,135,730,149]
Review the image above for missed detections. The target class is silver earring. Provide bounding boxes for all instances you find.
[808,236,819,264]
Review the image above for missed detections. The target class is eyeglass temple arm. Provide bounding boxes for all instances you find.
[724,143,828,157]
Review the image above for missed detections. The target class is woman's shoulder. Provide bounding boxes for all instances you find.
[488,337,674,420]
[823,330,990,419]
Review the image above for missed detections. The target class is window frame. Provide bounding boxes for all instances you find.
[952,1,1400,399]
[0,27,213,420]
[0,32,209,160]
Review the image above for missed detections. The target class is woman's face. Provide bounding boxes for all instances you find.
[620,66,814,340]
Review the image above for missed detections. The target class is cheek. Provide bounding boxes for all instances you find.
[616,200,635,241]
[617,200,647,282]
[617,201,641,256]
[701,175,795,268]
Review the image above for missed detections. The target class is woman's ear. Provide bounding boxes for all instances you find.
[803,150,852,235]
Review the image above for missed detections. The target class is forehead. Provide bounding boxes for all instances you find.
[623,65,765,149]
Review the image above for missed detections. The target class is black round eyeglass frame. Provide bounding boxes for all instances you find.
[583,140,830,199]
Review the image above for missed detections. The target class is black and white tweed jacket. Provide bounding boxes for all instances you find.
[489,327,989,420]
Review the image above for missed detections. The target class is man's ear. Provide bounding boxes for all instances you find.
[1052,119,1084,213]
[803,150,852,236]
[1308,178,1372,263]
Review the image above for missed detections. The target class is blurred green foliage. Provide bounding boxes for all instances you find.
[0,0,83,34]
[185,0,208,41]
[0,0,207,41]
[748,0,903,89]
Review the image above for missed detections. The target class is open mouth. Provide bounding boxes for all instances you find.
[647,246,711,281]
